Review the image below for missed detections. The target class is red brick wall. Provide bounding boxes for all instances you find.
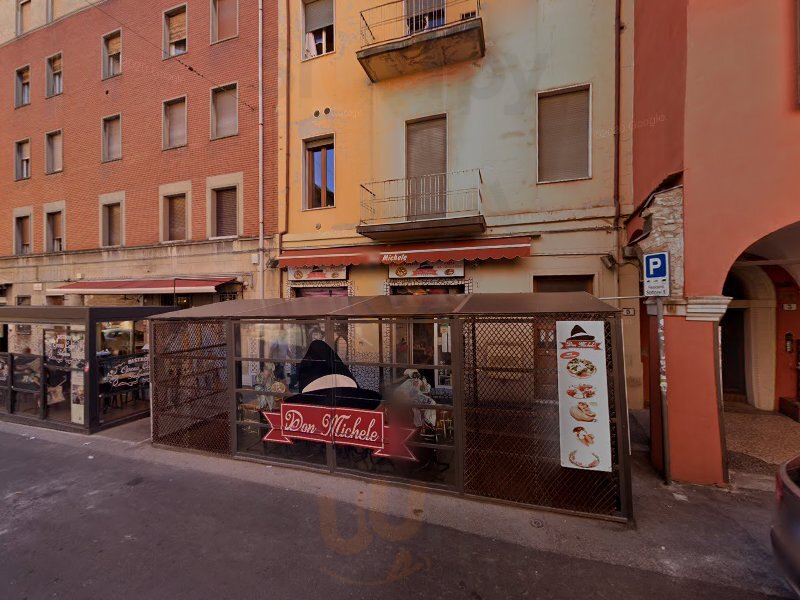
[0,0,278,255]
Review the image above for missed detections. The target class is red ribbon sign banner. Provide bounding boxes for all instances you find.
[263,404,417,461]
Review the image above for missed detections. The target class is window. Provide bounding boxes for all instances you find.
[16,296,31,306]
[15,215,31,255]
[15,66,30,107]
[406,0,445,34]
[211,84,237,139]
[165,193,187,241]
[303,0,334,58]
[537,85,591,183]
[305,137,334,209]
[102,114,122,162]
[16,0,30,36]
[533,275,594,294]
[163,97,187,149]
[212,187,238,237]
[46,211,63,252]
[46,0,62,23]
[45,130,63,173]
[406,116,446,219]
[164,5,187,57]
[103,31,122,78]
[15,140,30,180]
[46,53,63,97]
[102,202,122,246]
[211,0,237,43]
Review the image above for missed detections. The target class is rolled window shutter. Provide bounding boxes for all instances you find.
[168,10,187,42]
[215,187,237,236]
[106,117,121,159]
[20,68,29,84]
[214,87,237,137]
[406,117,446,178]
[50,54,62,72]
[167,100,186,146]
[20,141,30,161]
[537,87,590,182]
[107,204,121,246]
[19,217,30,245]
[168,194,187,240]
[305,0,333,32]
[216,0,237,39]
[51,212,63,239]
[49,132,62,171]
[107,33,121,55]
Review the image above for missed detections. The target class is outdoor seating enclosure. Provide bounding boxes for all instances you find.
[0,306,171,432]
[150,293,633,520]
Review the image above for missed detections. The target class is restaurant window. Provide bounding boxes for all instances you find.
[103,30,122,78]
[15,215,32,255]
[102,202,122,247]
[165,193,187,241]
[97,320,150,424]
[211,83,237,139]
[407,116,447,219]
[537,85,591,183]
[163,96,187,149]
[533,275,594,294]
[16,0,30,36]
[164,5,187,57]
[211,186,237,237]
[15,140,31,180]
[211,0,237,43]
[46,53,63,97]
[305,137,334,209]
[15,66,30,107]
[102,114,122,162]
[46,210,63,252]
[45,130,63,174]
[303,0,334,59]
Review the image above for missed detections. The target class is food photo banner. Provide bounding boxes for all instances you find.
[556,321,612,472]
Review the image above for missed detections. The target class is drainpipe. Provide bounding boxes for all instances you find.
[258,0,265,299]
[613,0,623,292]
[278,0,292,297]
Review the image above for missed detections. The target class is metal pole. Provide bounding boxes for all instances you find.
[258,0,265,300]
[656,297,671,484]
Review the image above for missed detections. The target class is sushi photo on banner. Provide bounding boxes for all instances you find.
[555,321,613,472]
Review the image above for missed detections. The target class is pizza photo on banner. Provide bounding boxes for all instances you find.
[556,321,613,472]
[262,340,418,461]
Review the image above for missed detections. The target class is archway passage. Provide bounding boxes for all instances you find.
[722,222,800,476]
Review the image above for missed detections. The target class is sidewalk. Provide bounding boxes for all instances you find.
[0,419,791,598]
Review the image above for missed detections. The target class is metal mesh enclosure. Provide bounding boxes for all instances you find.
[462,315,622,516]
[151,320,230,455]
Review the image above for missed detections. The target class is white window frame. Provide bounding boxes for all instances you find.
[99,191,125,248]
[205,172,243,238]
[162,95,188,150]
[43,201,66,253]
[101,113,122,163]
[210,82,239,140]
[15,65,30,108]
[303,135,335,210]
[15,138,31,180]
[13,206,33,256]
[302,0,335,61]
[535,83,593,184]
[210,0,239,44]
[102,29,122,79]
[44,129,63,174]
[159,181,192,243]
[45,52,63,98]
[163,4,188,59]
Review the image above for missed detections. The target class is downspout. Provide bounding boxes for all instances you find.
[278,0,292,298]
[613,0,623,285]
[258,0,265,299]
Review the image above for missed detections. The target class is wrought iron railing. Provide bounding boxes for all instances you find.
[360,169,482,226]
[360,0,481,47]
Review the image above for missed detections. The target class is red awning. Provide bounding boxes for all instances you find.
[49,277,237,295]
[278,237,532,268]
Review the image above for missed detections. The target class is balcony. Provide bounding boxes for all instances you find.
[357,0,485,82]
[358,169,485,241]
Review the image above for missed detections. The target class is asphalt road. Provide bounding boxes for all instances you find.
[0,427,790,599]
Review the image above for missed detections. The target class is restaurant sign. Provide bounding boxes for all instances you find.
[389,261,464,279]
[556,321,612,472]
[289,266,347,281]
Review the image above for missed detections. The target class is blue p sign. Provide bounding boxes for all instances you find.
[643,252,670,297]
[646,254,666,278]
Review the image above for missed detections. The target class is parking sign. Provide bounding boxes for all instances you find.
[644,252,670,297]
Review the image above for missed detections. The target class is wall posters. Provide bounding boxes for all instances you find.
[556,321,612,472]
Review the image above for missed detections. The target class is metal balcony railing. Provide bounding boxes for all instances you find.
[360,0,481,47]
[360,169,483,226]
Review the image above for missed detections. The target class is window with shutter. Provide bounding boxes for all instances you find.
[406,116,447,220]
[16,215,31,255]
[305,138,335,209]
[212,0,237,42]
[165,6,187,57]
[406,0,446,34]
[105,203,121,246]
[46,130,63,173]
[164,98,187,148]
[103,115,121,161]
[212,84,237,138]
[47,211,63,252]
[16,140,30,180]
[214,187,238,236]
[47,54,62,96]
[537,86,591,183]
[167,194,187,241]
[303,0,334,58]
[104,31,122,78]
[17,0,30,35]
[16,67,30,107]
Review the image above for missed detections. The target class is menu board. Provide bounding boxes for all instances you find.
[556,321,612,472]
